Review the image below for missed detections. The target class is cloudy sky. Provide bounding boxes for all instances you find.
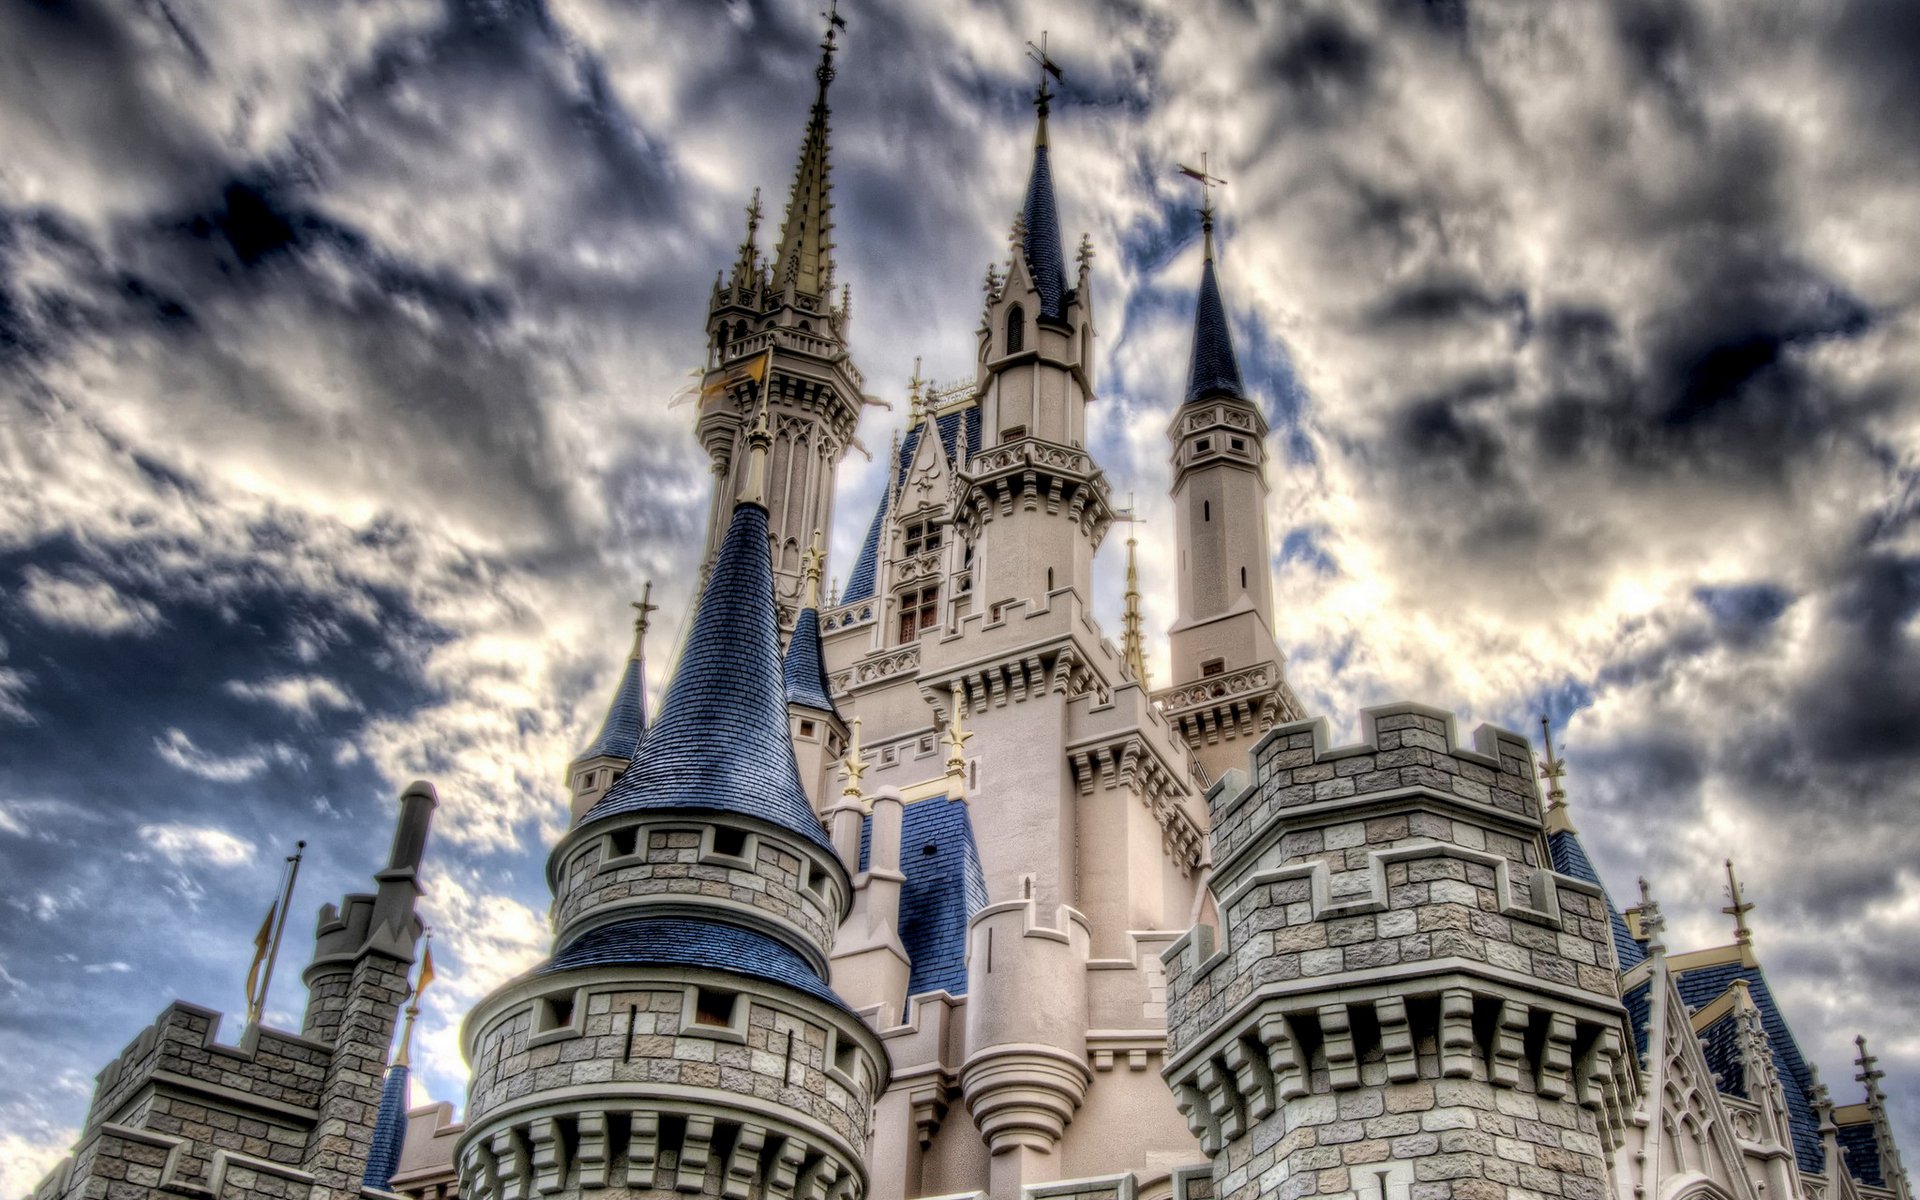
[3,0,1918,1189]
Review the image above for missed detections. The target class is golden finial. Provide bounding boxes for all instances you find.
[943,703,974,789]
[907,357,928,426]
[1119,495,1149,687]
[738,389,774,506]
[840,717,868,802]
[1538,716,1571,833]
[1722,859,1755,947]
[1177,154,1227,263]
[802,533,825,609]
[394,929,435,1068]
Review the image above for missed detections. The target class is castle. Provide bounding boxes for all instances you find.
[27,16,1909,1200]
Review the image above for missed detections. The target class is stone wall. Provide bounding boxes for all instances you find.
[549,818,842,962]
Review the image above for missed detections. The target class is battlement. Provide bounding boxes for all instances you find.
[83,1001,332,1133]
[1209,704,1541,878]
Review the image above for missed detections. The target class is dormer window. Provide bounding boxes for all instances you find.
[904,521,942,557]
[1006,305,1025,354]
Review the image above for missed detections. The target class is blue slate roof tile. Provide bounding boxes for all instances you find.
[362,1063,410,1190]
[783,607,838,715]
[1698,1009,1747,1100]
[1548,829,1646,970]
[1673,960,1825,1174]
[1624,979,1653,1059]
[1021,144,1068,321]
[1838,1120,1887,1188]
[857,795,987,1017]
[1186,257,1245,405]
[540,916,845,1010]
[577,650,646,762]
[583,502,833,853]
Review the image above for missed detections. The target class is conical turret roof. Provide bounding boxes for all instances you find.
[583,501,832,853]
[576,624,647,762]
[1185,254,1245,405]
[783,608,838,716]
[1020,119,1069,321]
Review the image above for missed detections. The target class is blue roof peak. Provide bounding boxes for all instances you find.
[1185,255,1245,406]
[1019,90,1069,322]
[576,594,652,763]
[784,607,839,716]
[583,501,833,853]
[362,1063,410,1190]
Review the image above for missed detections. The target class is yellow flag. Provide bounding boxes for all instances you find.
[243,900,275,1015]
[699,347,773,398]
[414,942,436,999]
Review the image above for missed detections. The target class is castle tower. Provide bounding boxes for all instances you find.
[1163,705,1634,1200]
[1156,179,1302,783]
[959,56,1113,613]
[697,10,866,611]
[568,587,654,821]
[455,429,888,1200]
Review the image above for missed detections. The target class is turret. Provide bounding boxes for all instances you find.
[697,10,865,612]
[1163,705,1632,1200]
[958,48,1115,616]
[1156,170,1302,782]
[567,586,653,821]
[788,533,849,812]
[457,388,887,1200]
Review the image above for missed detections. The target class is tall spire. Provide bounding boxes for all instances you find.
[771,2,845,299]
[1019,33,1068,320]
[1180,156,1244,405]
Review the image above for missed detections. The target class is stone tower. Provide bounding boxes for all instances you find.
[453,431,889,1199]
[697,14,867,611]
[1163,704,1634,1200]
[1156,204,1301,784]
[33,784,434,1200]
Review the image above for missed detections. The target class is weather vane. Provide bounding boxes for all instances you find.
[1027,32,1064,115]
[1177,153,1228,259]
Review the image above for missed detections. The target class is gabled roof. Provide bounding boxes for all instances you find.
[583,501,832,853]
[858,795,988,1014]
[541,916,843,1009]
[1672,960,1825,1175]
[577,647,646,762]
[840,407,980,604]
[362,1063,410,1190]
[1186,256,1245,405]
[783,607,838,716]
[1547,829,1646,970]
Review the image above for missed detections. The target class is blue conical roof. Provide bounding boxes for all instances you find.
[1185,256,1245,405]
[783,608,838,716]
[1021,143,1069,321]
[577,645,646,762]
[362,1063,410,1190]
[583,503,832,852]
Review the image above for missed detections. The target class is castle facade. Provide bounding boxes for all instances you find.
[30,18,1908,1200]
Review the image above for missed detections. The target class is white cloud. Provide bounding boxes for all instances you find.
[223,675,360,718]
[16,567,161,637]
[151,729,297,784]
[138,822,257,869]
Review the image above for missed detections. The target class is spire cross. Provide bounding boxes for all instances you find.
[1177,154,1228,262]
[1722,858,1756,946]
[908,356,928,423]
[1027,32,1064,124]
[631,582,658,637]
[816,0,846,86]
[1538,716,1568,811]
[743,189,763,254]
[1857,1035,1887,1101]
[1636,876,1667,952]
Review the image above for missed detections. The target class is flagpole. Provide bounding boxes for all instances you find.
[254,840,305,1026]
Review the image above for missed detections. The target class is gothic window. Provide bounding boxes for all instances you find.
[717,320,731,355]
[1006,305,1025,354]
[904,520,942,557]
[898,586,940,642]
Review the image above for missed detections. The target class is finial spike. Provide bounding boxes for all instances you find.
[801,532,825,609]
[1119,496,1149,687]
[943,703,974,790]
[1177,155,1228,263]
[738,361,775,507]
[630,582,658,660]
[840,716,868,803]
[1026,32,1063,143]
[1722,858,1756,947]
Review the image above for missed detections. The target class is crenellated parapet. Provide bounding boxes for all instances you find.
[1164,704,1633,1200]
[547,811,849,976]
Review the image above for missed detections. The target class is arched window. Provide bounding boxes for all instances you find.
[716,320,731,355]
[1006,305,1025,354]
